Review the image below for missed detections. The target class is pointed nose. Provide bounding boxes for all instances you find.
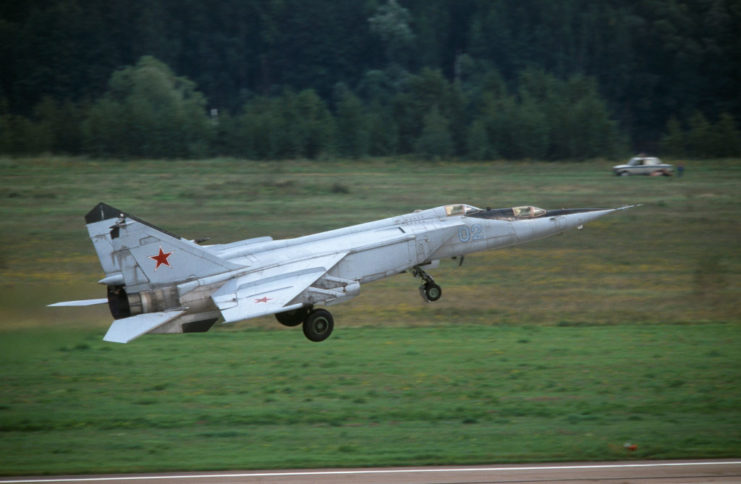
[559,206,634,231]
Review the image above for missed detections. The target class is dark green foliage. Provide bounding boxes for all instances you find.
[660,111,741,158]
[334,85,369,158]
[0,96,86,155]
[222,89,335,160]
[293,89,335,159]
[466,118,493,160]
[393,68,452,153]
[686,112,713,159]
[366,102,398,156]
[713,113,741,157]
[415,106,453,159]
[660,117,686,157]
[1,1,739,159]
[82,56,211,158]
[467,70,621,160]
[0,108,50,155]
[33,97,86,154]
[368,0,415,68]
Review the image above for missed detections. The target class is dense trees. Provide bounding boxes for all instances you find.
[1,0,739,159]
[661,112,741,158]
[83,57,211,158]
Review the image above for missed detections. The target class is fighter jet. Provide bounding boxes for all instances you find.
[50,202,634,343]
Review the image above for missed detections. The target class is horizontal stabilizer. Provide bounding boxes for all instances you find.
[48,298,108,307]
[103,310,186,344]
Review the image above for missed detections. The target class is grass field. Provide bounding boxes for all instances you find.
[1,156,740,474]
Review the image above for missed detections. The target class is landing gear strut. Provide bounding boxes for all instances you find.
[412,265,442,302]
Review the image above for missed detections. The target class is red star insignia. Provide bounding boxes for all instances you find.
[255,296,271,303]
[150,247,172,270]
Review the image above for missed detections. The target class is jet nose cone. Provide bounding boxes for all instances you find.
[560,205,637,230]
[586,204,640,220]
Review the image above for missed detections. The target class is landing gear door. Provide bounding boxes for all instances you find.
[416,236,429,262]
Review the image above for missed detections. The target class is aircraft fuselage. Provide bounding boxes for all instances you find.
[51,203,634,343]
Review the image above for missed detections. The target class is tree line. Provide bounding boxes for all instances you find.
[1,0,739,159]
[1,56,628,159]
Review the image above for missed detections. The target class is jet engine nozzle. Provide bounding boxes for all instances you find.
[107,285,179,319]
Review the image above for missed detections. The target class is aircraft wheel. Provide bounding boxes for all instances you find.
[275,307,310,327]
[423,282,442,302]
[303,309,334,342]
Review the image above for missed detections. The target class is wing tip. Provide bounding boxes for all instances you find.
[102,310,186,344]
[48,298,109,307]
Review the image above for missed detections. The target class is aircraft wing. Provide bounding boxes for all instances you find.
[212,253,347,323]
[103,310,187,343]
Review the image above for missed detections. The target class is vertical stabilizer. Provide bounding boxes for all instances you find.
[85,203,125,284]
[85,203,241,291]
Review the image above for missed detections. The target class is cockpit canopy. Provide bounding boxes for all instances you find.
[445,204,547,219]
[512,206,547,218]
[444,204,480,216]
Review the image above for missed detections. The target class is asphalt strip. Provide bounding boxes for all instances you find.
[2,460,741,483]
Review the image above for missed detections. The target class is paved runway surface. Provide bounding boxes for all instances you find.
[3,460,741,484]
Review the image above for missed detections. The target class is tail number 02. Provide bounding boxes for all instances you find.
[458,224,483,242]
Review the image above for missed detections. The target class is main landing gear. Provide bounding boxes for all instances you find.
[275,265,443,343]
[412,265,442,302]
[275,306,334,343]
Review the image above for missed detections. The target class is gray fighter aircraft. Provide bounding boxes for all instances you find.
[50,202,634,343]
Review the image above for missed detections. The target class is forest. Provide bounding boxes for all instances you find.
[1,0,739,160]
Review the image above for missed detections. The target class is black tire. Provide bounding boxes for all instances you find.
[424,282,442,302]
[302,309,334,342]
[275,307,310,327]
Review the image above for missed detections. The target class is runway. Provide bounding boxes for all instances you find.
[3,460,741,484]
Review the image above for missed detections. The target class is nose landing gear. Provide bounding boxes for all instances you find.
[412,265,442,302]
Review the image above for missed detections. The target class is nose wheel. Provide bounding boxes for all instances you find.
[412,266,442,302]
[421,281,442,302]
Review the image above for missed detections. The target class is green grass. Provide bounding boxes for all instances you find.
[1,324,740,474]
[0,156,740,474]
